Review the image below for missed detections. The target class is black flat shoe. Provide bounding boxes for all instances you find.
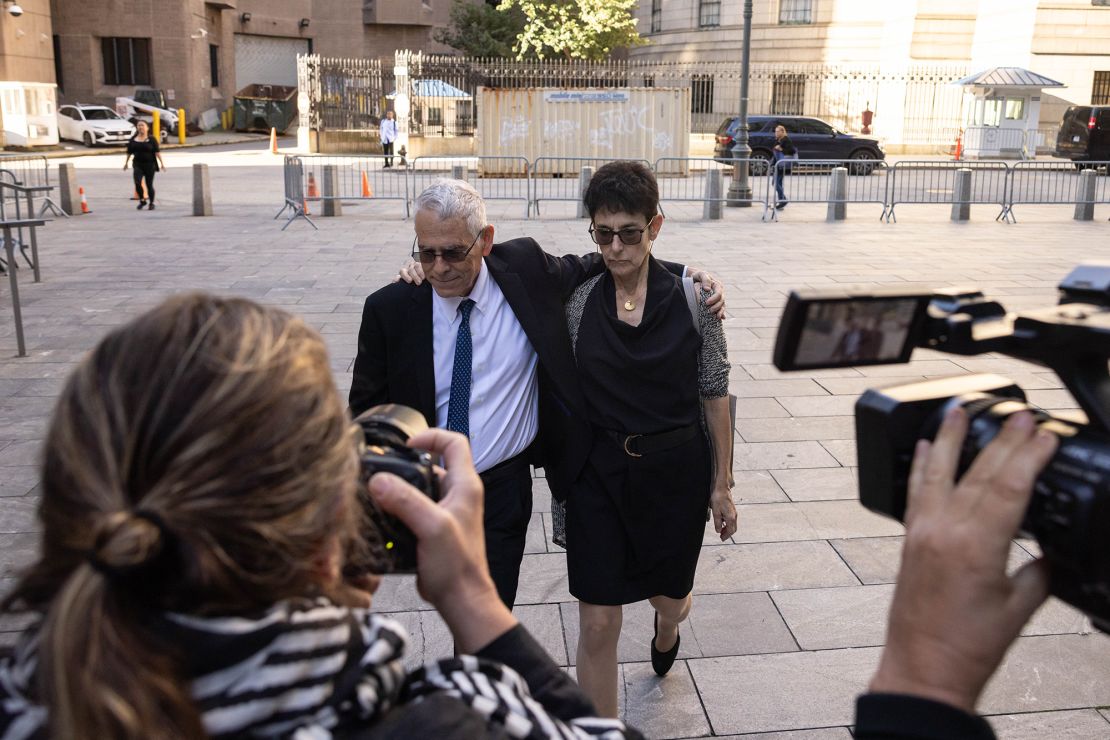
[650,611,680,676]
[137,201,146,210]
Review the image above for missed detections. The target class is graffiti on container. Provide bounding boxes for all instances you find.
[500,116,530,145]
[544,119,581,141]
[589,106,650,150]
[654,132,673,151]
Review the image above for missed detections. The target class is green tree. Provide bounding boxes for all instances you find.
[434,0,526,58]
[496,0,648,60]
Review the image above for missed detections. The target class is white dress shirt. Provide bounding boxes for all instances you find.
[432,260,539,473]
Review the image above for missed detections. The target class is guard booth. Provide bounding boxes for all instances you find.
[956,67,1064,160]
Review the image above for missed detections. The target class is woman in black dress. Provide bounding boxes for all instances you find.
[123,120,166,210]
[565,161,736,716]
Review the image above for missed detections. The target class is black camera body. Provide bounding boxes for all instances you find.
[353,404,440,574]
[773,264,1110,631]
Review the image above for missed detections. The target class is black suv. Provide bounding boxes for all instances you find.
[1055,106,1110,168]
[713,115,885,174]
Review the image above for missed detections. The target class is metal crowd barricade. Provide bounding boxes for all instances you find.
[297,153,411,219]
[0,155,64,217]
[530,157,651,216]
[884,161,1010,222]
[653,157,768,213]
[1003,161,1110,222]
[408,156,530,218]
[276,156,317,231]
[760,159,890,222]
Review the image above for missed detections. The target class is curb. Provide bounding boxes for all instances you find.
[18,133,283,160]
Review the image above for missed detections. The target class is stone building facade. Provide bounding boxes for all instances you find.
[47,0,470,128]
[633,0,1110,114]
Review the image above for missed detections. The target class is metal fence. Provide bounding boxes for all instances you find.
[410,156,530,218]
[531,157,652,215]
[1003,161,1110,221]
[299,52,970,145]
[278,155,1110,228]
[884,161,1010,222]
[654,158,745,209]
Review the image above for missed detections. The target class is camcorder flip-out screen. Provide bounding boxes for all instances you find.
[773,288,932,371]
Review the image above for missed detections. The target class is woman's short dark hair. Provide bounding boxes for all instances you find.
[583,160,659,222]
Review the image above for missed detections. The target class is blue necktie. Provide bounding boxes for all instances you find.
[446,299,476,437]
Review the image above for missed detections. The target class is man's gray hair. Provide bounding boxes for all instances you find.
[415,179,487,238]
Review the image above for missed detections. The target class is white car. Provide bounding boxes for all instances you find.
[57,104,135,147]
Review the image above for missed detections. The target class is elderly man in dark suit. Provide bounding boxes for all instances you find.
[350,179,722,609]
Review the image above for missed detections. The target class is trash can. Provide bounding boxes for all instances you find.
[233,84,298,133]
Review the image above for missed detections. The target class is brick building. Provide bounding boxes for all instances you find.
[48,0,469,129]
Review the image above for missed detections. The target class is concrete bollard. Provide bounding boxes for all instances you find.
[58,163,81,216]
[322,164,342,217]
[451,164,467,182]
[576,166,594,219]
[702,169,723,220]
[1074,169,1096,221]
[826,166,848,222]
[951,168,972,222]
[192,163,213,216]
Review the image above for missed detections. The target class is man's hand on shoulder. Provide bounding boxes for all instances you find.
[395,259,425,285]
[688,268,726,319]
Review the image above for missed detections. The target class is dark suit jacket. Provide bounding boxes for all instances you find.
[349,237,683,500]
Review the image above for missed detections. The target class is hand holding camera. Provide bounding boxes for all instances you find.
[870,406,1056,712]
[367,424,518,654]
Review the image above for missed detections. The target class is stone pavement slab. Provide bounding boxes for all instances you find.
[1,145,1109,737]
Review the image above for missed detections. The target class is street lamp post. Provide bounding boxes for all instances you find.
[727,0,754,207]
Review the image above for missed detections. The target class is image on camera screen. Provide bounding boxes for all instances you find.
[794,298,919,367]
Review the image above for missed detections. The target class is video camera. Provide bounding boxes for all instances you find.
[773,264,1110,631]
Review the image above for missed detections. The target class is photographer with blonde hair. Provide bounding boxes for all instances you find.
[0,293,640,739]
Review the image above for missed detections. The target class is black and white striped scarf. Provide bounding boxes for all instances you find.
[0,598,633,739]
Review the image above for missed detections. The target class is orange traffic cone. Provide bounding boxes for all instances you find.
[79,186,92,214]
[361,171,373,198]
[307,173,319,199]
[270,127,278,155]
[954,131,963,161]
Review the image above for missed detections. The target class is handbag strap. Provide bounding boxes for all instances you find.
[682,276,701,337]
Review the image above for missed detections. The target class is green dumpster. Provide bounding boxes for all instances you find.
[233,84,298,133]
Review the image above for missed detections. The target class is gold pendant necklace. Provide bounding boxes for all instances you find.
[623,300,636,311]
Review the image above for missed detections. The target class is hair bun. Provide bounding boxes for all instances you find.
[89,510,171,579]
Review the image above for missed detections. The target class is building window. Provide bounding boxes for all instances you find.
[1093,1,1110,6]
[699,0,721,28]
[101,37,152,86]
[692,74,714,114]
[209,44,220,87]
[651,0,662,33]
[643,74,655,88]
[771,74,805,115]
[779,0,813,24]
[1004,98,1025,121]
[1094,71,1110,105]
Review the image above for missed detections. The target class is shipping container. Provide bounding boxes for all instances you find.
[477,87,691,176]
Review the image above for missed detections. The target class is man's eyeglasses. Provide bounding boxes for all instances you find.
[412,228,485,264]
[589,223,651,246]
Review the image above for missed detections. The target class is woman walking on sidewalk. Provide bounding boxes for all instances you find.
[123,120,166,210]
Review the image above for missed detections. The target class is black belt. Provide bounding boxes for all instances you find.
[602,423,699,458]
[480,445,533,484]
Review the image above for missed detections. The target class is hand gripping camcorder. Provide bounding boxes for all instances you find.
[773,264,1110,631]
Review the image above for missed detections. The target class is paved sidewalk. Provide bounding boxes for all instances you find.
[1,149,1109,738]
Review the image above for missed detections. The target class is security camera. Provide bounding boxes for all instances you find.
[8,4,24,17]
